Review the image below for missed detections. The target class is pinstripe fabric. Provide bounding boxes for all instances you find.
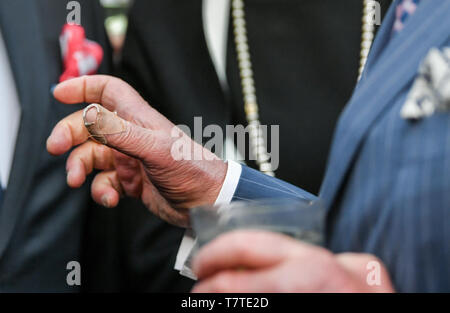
[233,0,450,292]
[233,165,317,202]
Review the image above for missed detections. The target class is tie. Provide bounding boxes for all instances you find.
[392,0,421,34]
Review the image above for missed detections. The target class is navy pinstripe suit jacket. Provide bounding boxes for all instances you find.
[231,0,450,292]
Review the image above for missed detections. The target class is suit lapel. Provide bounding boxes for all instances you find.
[320,0,450,207]
[0,0,53,258]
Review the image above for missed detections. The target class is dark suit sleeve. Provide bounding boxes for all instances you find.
[233,165,318,202]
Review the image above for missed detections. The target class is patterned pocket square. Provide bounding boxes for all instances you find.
[401,47,450,120]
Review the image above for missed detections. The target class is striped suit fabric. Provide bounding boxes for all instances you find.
[231,0,450,292]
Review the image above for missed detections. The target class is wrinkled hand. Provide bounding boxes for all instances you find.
[192,231,394,293]
[46,75,227,227]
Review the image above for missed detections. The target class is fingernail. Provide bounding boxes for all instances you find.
[83,104,127,145]
[84,104,99,124]
[101,194,110,208]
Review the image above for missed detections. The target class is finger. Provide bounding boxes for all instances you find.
[82,104,171,165]
[91,170,123,208]
[336,253,394,292]
[193,230,299,280]
[53,75,128,107]
[192,269,278,293]
[53,75,156,126]
[47,110,90,155]
[66,141,115,188]
[139,177,191,228]
[113,150,142,197]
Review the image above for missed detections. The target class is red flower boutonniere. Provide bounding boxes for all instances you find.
[59,23,103,82]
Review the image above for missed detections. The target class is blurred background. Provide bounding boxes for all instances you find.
[100,0,131,55]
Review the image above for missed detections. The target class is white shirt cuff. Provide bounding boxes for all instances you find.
[174,160,242,274]
[212,159,242,204]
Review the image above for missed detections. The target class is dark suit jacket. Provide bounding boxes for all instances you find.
[111,0,390,292]
[0,0,110,292]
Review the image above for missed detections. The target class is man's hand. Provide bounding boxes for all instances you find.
[192,230,394,293]
[46,75,227,227]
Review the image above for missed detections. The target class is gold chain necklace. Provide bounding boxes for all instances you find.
[358,0,377,80]
[231,0,377,176]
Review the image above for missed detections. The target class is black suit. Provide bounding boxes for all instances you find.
[0,0,110,292]
[112,0,391,292]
